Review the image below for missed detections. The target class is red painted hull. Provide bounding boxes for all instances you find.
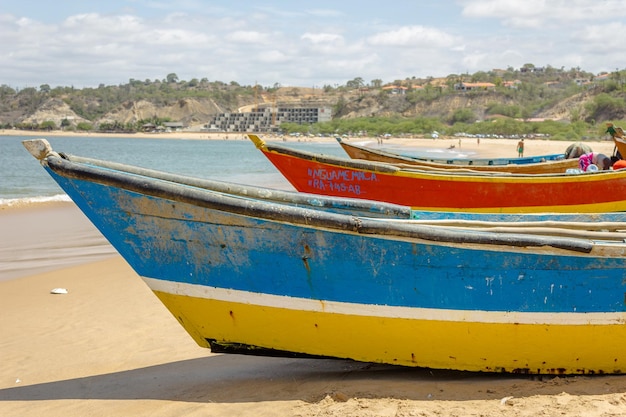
[252,137,626,213]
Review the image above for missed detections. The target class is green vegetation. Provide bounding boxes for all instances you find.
[311,116,443,137]
[585,93,626,122]
[299,116,602,141]
[76,122,93,131]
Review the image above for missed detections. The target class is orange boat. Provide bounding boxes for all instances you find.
[250,134,626,213]
[336,138,578,174]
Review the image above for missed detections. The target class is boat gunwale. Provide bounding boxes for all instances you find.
[63,154,414,219]
[42,151,595,253]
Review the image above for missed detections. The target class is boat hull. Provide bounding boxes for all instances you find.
[40,164,626,373]
[22,140,626,374]
[252,135,626,213]
[152,286,626,374]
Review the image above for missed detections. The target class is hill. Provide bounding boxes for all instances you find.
[1,67,626,135]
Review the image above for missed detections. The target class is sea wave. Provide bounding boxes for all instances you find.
[0,194,71,208]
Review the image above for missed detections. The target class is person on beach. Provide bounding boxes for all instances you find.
[517,139,524,157]
[579,152,612,171]
[611,156,626,170]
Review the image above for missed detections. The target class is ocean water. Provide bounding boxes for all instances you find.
[0,135,351,206]
[2,135,472,206]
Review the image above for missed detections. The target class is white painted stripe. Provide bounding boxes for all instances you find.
[142,277,626,326]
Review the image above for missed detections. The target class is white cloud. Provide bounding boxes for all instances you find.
[304,8,344,18]
[367,26,459,48]
[257,50,290,63]
[462,0,545,18]
[572,22,626,52]
[62,13,143,32]
[461,0,626,28]
[149,29,213,46]
[301,32,343,44]
[226,31,271,44]
[299,32,349,55]
[461,52,491,71]
[499,49,525,63]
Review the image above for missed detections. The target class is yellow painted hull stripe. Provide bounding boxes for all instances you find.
[151,287,626,372]
[143,278,626,326]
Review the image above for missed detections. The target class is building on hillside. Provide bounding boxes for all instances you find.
[594,73,611,82]
[454,82,496,91]
[204,106,332,133]
[503,80,521,89]
[382,85,408,94]
[163,122,185,131]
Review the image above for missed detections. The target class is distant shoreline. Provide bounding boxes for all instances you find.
[2,128,616,160]
[0,129,251,141]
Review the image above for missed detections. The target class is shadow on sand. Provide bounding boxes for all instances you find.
[2,354,626,404]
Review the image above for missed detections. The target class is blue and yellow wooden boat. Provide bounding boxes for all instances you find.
[23,139,626,375]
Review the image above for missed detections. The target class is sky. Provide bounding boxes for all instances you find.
[1,0,626,89]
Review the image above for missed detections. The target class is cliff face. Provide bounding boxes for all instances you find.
[10,97,235,128]
[19,99,90,126]
[99,98,224,126]
[408,93,515,119]
[327,90,602,123]
[337,92,518,120]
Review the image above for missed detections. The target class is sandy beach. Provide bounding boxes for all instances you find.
[3,127,618,159]
[2,133,626,416]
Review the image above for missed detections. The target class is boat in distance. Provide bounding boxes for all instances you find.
[249,134,626,213]
[336,138,578,174]
[23,138,626,374]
